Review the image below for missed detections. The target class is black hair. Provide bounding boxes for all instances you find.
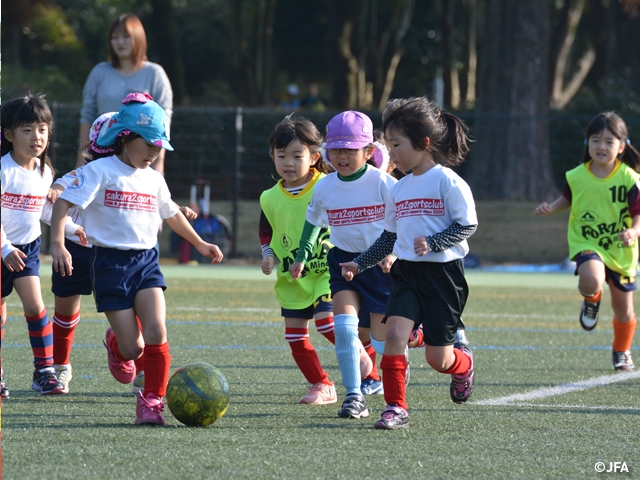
[382,96,471,167]
[582,112,640,172]
[267,113,330,174]
[1,92,55,176]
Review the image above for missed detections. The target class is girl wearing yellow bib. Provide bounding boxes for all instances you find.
[259,114,338,405]
[536,112,640,371]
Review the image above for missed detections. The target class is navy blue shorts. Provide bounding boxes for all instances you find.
[575,251,637,292]
[386,259,467,347]
[281,293,332,319]
[91,246,166,312]
[1,237,41,298]
[51,239,93,297]
[328,247,390,315]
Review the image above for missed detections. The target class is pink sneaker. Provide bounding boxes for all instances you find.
[135,391,167,426]
[299,382,338,405]
[359,342,373,379]
[103,328,136,384]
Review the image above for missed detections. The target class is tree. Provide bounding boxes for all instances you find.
[327,0,415,110]
[467,0,555,201]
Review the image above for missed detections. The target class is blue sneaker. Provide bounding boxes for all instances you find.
[360,378,384,395]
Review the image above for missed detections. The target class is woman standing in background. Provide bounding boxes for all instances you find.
[76,13,173,175]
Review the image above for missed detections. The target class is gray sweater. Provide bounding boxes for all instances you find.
[80,61,173,124]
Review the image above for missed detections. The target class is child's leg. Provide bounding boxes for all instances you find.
[52,295,82,366]
[333,290,365,395]
[609,283,636,369]
[134,288,170,398]
[380,316,414,409]
[14,276,52,368]
[577,257,606,329]
[358,326,381,381]
[1,298,7,398]
[285,316,331,386]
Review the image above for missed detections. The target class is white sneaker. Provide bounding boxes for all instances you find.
[54,364,72,394]
[132,371,145,394]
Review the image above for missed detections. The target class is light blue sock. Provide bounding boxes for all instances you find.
[370,336,385,355]
[334,314,361,395]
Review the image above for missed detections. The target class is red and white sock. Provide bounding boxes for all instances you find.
[52,310,80,365]
[361,340,380,382]
[315,316,336,345]
[286,327,330,385]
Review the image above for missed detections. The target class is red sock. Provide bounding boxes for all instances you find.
[612,316,637,352]
[582,289,602,303]
[315,316,335,344]
[286,328,330,385]
[134,315,145,373]
[143,343,171,397]
[442,347,471,376]
[362,341,380,381]
[107,330,129,362]
[380,354,408,410]
[52,311,80,365]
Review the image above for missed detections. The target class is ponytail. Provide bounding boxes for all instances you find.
[438,111,471,167]
[621,140,640,173]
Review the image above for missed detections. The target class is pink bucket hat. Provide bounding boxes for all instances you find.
[324,111,387,169]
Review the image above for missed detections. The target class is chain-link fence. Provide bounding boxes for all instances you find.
[46,104,640,264]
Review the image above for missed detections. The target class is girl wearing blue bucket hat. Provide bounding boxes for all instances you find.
[49,93,224,426]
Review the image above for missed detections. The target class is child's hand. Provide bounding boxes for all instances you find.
[47,188,62,203]
[414,236,429,256]
[378,255,396,273]
[261,255,275,275]
[289,261,304,280]
[340,262,359,281]
[196,242,224,264]
[75,227,88,247]
[535,202,552,216]
[179,206,198,221]
[3,249,27,272]
[51,243,73,276]
[619,228,639,247]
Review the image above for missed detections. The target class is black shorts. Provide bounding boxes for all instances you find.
[386,259,468,347]
[51,239,93,297]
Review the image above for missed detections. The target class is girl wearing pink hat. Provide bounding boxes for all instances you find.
[290,110,397,419]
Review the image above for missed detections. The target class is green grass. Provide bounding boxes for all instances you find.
[2,265,639,479]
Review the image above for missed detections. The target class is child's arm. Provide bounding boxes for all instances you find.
[414,222,477,256]
[1,227,27,273]
[289,220,321,280]
[619,214,640,247]
[177,204,198,221]
[259,211,275,275]
[50,198,75,276]
[165,211,224,264]
[340,230,397,281]
[535,195,570,216]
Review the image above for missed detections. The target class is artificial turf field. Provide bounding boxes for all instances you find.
[1,264,639,479]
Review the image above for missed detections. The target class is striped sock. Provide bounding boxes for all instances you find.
[334,314,361,394]
[52,311,80,365]
[315,316,336,344]
[25,309,54,369]
[286,327,329,385]
[143,343,171,397]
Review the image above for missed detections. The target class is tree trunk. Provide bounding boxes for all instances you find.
[148,0,188,105]
[468,0,555,201]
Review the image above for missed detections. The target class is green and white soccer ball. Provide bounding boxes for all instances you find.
[166,362,230,426]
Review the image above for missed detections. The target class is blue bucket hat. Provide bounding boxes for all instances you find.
[96,93,173,151]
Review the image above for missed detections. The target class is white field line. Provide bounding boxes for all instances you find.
[473,370,640,406]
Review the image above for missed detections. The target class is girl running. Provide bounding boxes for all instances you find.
[341,97,477,429]
[1,93,84,396]
[290,111,397,419]
[49,93,224,425]
[535,111,640,371]
[259,114,338,405]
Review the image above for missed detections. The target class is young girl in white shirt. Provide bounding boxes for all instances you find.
[50,93,224,426]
